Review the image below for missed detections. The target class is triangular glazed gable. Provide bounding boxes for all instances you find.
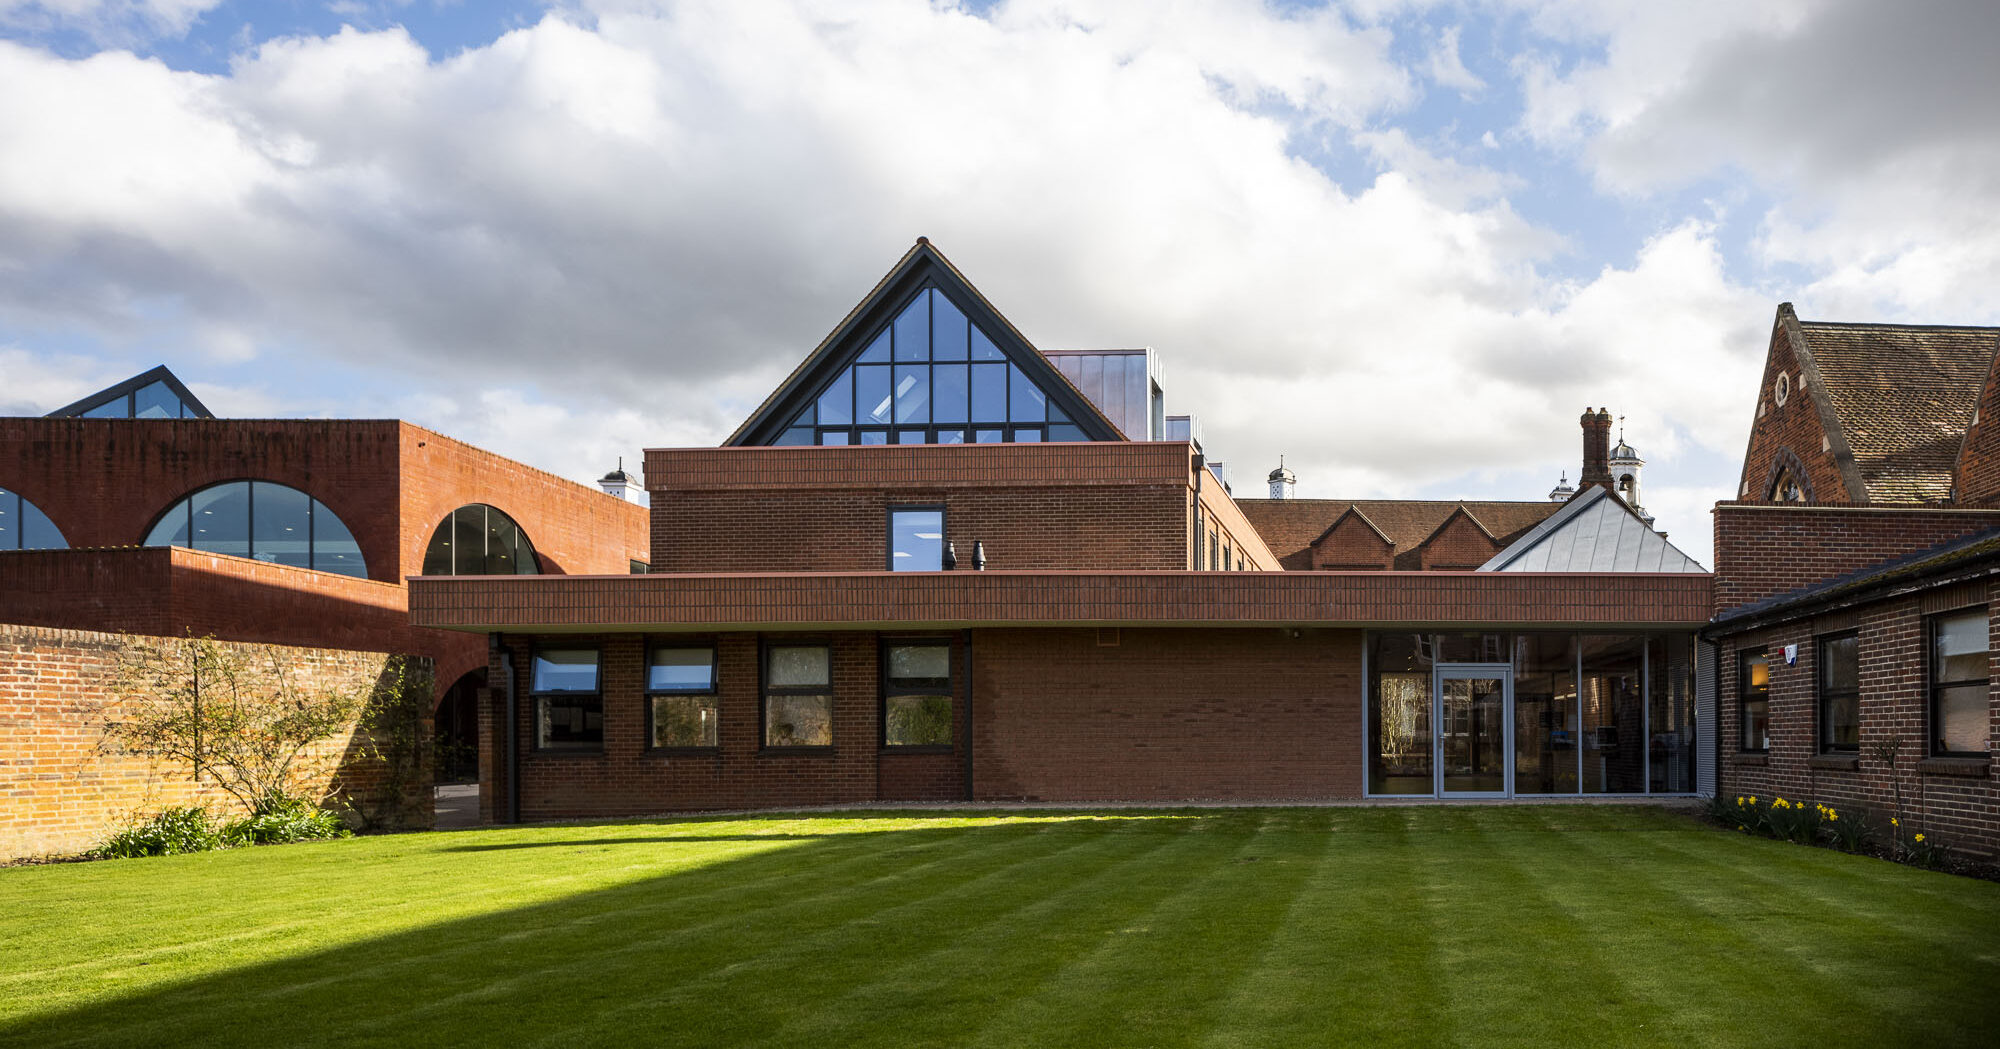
[728,241,1122,446]
[46,364,214,419]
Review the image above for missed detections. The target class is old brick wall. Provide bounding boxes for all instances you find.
[972,627,1364,802]
[1311,513,1394,571]
[1954,350,2000,505]
[1712,503,2000,613]
[1736,312,1855,504]
[1415,511,1501,571]
[1713,581,1998,857]
[0,624,432,861]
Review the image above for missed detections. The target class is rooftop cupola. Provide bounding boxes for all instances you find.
[598,457,643,504]
[1268,457,1297,500]
[1548,471,1575,502]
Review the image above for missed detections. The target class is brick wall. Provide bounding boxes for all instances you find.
[1416,510,1501,571]
[487,632,960,821]
[644,442,1272,574]
[396,422,648,578]
[0,623,431,860]
[1736,311,1854,503]
[0,547,489,696]
[651,486,1191,573]
[1955,351,2000,505]
[1311,512,1394,571]
[0,417,407,581]
[972,627,1363,801]
[483,626,1365,819]
[1713,503,2000,613]
[1713,581,1998,857]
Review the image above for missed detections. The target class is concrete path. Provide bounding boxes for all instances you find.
[433,784,479,830]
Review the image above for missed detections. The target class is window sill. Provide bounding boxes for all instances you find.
[1917,756,1992,778]
[881,745,955,755]
[1728,753,1769,766]
[1807,753,1860,772]
[648,747,722,758]
[529,749,606,759]
[759,746,835,757]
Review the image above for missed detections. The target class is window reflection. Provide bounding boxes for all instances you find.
[422,504,540,576]
[142,481,367,577]
[0,487,67,550]
[789,288,1085,445]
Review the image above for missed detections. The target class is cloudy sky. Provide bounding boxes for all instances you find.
[4,0,1998,567]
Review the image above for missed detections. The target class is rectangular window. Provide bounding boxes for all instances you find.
[1932,610,1989,756]
[764,644,833,747]
[532,648,602,751]
[1739,650,1769,752]
[883,642,954,747]
[1818,633,1859,751]
[648,646,717,749]
[888,506,945,571]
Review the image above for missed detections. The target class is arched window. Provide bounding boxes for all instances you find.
[0,487,66,550]
[143,481,367,577]
[1769,470,1805,503]
[422,504,539,575]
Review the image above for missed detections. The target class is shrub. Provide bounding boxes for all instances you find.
[95,808,224,859]
[223,794,352,846]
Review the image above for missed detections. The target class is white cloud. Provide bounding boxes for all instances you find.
[1512,0,2000,322]
[1425,23,1482,95]
[0,0,221,43]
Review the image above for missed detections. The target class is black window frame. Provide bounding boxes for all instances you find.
[1817,631,1860,753]
[880,638,955,751]
[1738,648,1770,753]
[886,504,948,572]
[529,645,604,754]
[646,642,719,753]
[761,640,834,751]
[1929,608,1990,758]
[141,478,368,578]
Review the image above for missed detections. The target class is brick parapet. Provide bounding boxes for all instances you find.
[411,570,1714,631]
[1712,502,2000,614]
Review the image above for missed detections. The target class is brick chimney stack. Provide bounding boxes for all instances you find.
[1579,408,1614,490]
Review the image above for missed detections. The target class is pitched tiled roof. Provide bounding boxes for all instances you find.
[1798,321,1999,502]
[1234,498,1562,571]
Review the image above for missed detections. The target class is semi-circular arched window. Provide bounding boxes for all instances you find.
[0,487,67,550]
[143,481,367,577]
[422,504,539,575]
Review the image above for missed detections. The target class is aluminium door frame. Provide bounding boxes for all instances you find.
[1433,662,1514,799]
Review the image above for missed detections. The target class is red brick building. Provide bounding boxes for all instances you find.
[0,373,651,783]
[410,241,1711,821]
[1710,307,2000,855]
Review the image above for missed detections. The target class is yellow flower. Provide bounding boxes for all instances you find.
[1891,818,1900,827]
[1749,796,1757,804]
[1736,796,1744,804]
[1915,834,1925,843]
[1830,813,1838,821]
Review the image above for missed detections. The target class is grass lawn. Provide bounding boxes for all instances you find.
[3,806,1997,1048]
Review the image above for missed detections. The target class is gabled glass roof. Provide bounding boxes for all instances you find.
[46,365,214,419]
[771,287,1087,446]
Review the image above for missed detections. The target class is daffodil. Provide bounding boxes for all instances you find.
[1915,834,1925,843]
[1891,818,1900,827]
[1829,813,1838,821]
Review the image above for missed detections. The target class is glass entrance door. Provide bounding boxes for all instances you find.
[1436,666,1511,797]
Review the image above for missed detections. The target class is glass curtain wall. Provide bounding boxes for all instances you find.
[1368,631,1697,797]
[777,287,1088,446]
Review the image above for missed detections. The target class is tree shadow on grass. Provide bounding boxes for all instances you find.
[7,811,1254,1049]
